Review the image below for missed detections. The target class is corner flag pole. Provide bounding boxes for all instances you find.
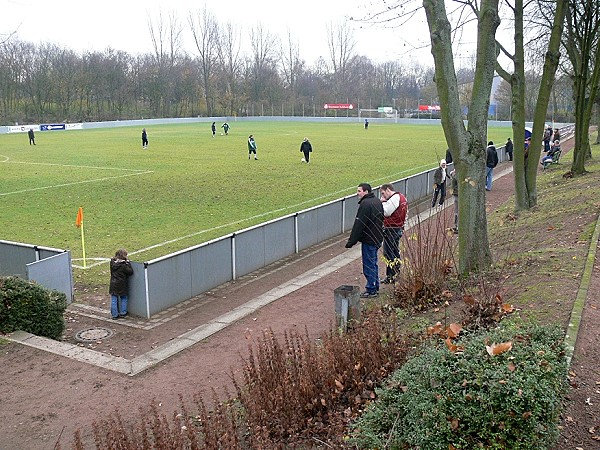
[75,207,86,268]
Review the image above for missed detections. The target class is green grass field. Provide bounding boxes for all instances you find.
[0,121,509,285]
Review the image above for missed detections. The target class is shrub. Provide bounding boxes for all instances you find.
[0,276,67,340]
[350,323,568,450]
[392,210,456,310]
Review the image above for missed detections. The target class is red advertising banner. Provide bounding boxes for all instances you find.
[323,103,354,110]
[418,105,441,111]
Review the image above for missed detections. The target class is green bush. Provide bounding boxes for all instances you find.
[350,323,568,450]
[0,276,67,340]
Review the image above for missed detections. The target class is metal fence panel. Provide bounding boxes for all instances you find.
[343,196,359,233]
[297,209,319,251]
[190,238,233,295]
[26,251,73,303]
[234,227,266,277]
[263,217,295,266]
[0,242,36,277]
[406,172,430,206]
[128,262,147,318]
[147,253,193,316]
[317,201,343,242]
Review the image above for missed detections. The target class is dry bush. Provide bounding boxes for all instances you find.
[234,309,417,448]
[393,210,456,310]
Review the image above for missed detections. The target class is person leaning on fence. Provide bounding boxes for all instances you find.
[380,183,408,284]
[431,159,448,207]
[505,137,513,161]
[450,169,459,234]
[345,183,384,298]
[109,248,134,319]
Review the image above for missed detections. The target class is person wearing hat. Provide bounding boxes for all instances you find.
[431,159,448,207]
[300,137,313,163]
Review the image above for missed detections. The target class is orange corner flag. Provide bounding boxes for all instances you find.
[75,207,83,228]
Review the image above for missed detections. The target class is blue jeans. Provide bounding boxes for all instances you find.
[486,167,494,190]
[361,242,380,294]
[383,227,403,279]
[111,294,128,318]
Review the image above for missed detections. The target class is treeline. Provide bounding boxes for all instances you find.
[0,13,574,125]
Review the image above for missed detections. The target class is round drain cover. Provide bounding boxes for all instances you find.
[75,327,114,342]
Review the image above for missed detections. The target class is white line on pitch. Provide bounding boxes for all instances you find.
[0,171,154,197]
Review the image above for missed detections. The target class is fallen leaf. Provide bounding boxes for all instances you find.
[508,362,516,372]
[501,303,515,313]
[447,323,463,338]
[335,379,344,390]
[463,294,476,306]
[486,341,513,356]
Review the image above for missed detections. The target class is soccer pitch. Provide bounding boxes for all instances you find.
[1,121,508,282]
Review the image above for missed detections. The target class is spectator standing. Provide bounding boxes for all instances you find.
[450,169,459,234]
[505,137,513,161]
[543,125,552,153]
[380,183,408,284]
[221,122,230,135]
[28,128,35,145]
[431,159,448,207]
[486,141,499,191]
[248,135,258,160]
[142,128,148,149]
[211,122,216,138]
[109,249,134,319]
[553,128,561,143]
[300,137,312,163]
[345,183,384,298]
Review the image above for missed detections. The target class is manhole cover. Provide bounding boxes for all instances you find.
[75,327,114,342]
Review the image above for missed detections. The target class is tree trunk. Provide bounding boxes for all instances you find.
[423,0,500,274]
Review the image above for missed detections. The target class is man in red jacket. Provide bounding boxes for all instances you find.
[380,183,408,284]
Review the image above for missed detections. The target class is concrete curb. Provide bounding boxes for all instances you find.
[563,211,600,367]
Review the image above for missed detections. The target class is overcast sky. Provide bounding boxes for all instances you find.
[0,0,447,65]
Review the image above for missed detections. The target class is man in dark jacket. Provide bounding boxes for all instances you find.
[300,137,313,163]
[345,183,384,298]
[505,137,513,161]
[486,141,498,191]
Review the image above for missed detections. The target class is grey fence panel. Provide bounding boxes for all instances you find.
[343,196,359,232]
[26,251,73,302]
[128,262,148,318]
[0,242,35,277]
[38,248,63,260]
[263,217,296,266]
[317,201,344,242]
[234,227,266,277]
[146,253,193,316]
[405,172,431,207]
[297,209,319,251]
[190,238,233,295]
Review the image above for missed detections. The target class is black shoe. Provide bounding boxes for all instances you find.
[111,316,119,320]
[380,277,393,284]
[360,291,378,298]
[453,228,459,235]
[119,313,128,318]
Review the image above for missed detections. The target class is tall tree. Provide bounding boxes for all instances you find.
[564,0,600,174]
[495,0,567,210]
[423,0,500,273]
[188,7,220,116]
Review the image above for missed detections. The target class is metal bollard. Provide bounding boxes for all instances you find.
[334,285,361,331]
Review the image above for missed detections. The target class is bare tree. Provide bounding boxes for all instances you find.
[326,21,357,97]
[188,7,220,116]
[564,0,600,174]
[217,21,243,115]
